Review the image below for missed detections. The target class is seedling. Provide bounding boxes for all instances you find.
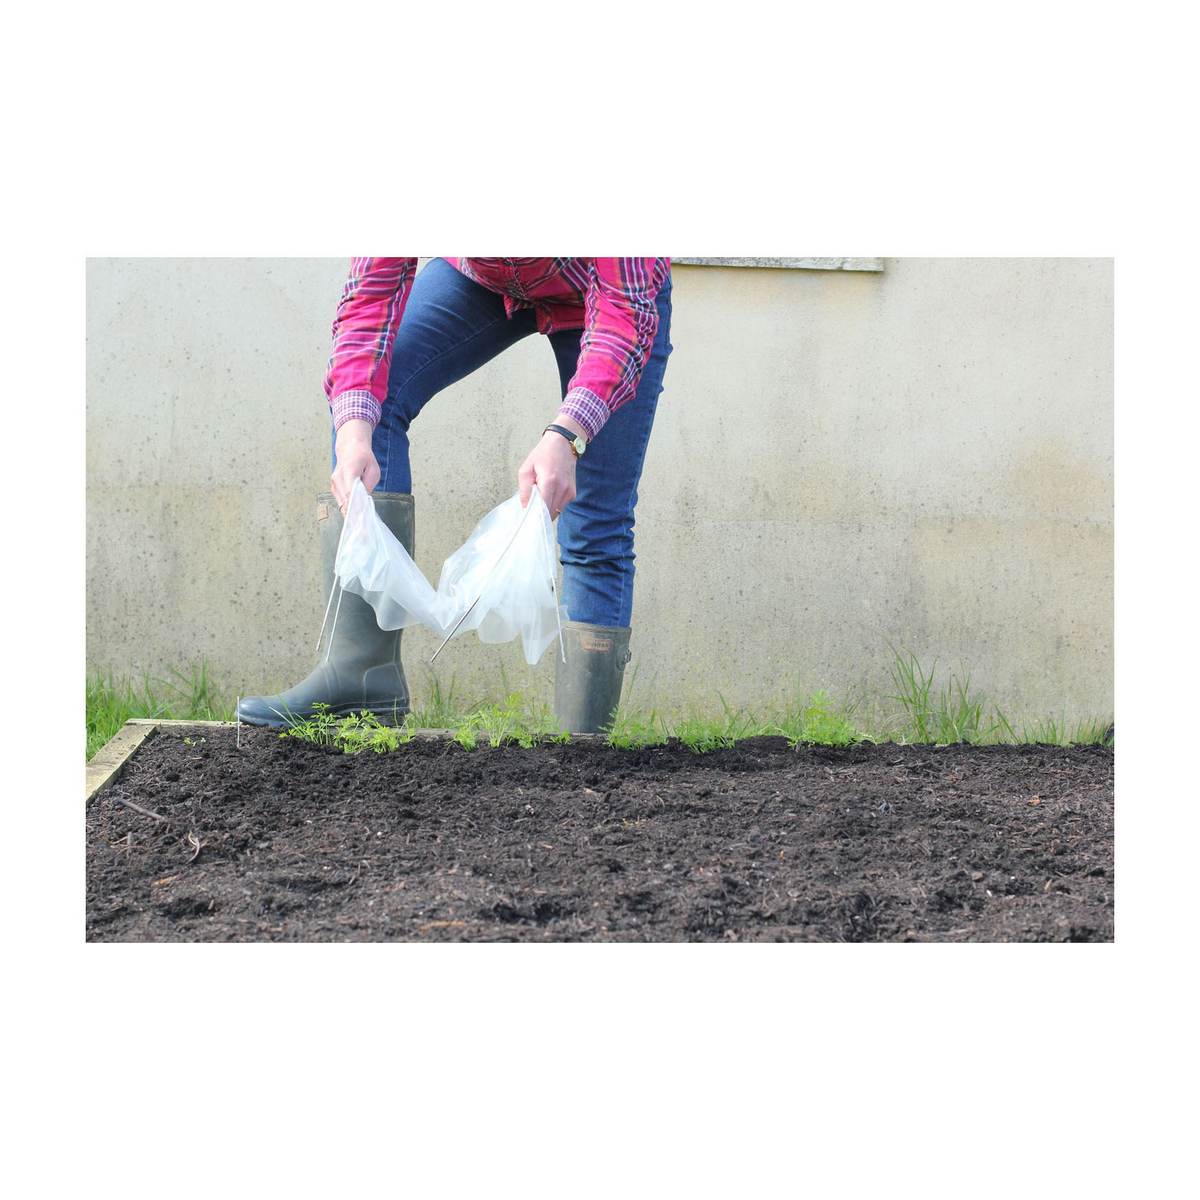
[280,705,414,754]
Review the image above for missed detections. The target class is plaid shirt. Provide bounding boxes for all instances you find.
[325,257,671,441]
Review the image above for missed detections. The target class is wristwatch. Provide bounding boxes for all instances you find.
[544,424,587,457]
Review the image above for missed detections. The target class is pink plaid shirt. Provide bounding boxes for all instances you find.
[324,257,671,441]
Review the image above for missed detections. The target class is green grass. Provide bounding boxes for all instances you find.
[603,705,670,749]
[601,663,670,748]
[86,665,235,760]
[87,653,1114,759]
[279,690,567,754]
[408,673,465,729]
[770,688,866,747]
[883,647,1113,747]
[887,648,989,744]
[455,692,568,749]
[673,694,764,753]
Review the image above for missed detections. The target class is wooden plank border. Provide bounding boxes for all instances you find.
[86,721,161,805]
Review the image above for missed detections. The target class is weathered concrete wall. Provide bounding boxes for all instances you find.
[86,258,1113,729]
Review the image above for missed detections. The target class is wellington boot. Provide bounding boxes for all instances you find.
[237,491,415,728]
[554,621,632,735]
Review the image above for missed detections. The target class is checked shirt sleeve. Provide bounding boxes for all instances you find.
[324,257,418,431]
[560,258,670,441]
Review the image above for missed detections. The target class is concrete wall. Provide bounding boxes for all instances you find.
[86,258,1113,729]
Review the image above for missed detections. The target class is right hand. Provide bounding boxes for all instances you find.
[517,414,585,519]
[331,418,381,514]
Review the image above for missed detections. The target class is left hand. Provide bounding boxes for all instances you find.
[518,418,584,519]
[331,418,381,514]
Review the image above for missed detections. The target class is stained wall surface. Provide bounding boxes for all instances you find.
[86,258,1113,729]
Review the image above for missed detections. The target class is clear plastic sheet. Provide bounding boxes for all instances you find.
[332,479,566,665]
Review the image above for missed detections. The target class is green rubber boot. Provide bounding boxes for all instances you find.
[554,621,632,735]
[237,491,415,728]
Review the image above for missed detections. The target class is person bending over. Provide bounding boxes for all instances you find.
[238,257,673,734]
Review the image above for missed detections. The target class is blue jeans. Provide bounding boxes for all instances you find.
[336,257,673,628]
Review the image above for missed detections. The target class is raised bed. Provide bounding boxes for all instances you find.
[85,723,1114,942]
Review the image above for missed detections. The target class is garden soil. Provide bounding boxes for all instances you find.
[85,728,1114,942]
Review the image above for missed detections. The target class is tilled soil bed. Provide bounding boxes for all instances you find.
[85,728,1114,942]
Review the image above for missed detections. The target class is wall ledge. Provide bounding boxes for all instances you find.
[673,257,883,272]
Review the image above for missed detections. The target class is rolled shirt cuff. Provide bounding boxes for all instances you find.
[331,389,382,432]
[559,386,610,442]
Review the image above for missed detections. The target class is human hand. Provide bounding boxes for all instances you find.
[331,418,381,514]
[518,418,583,519]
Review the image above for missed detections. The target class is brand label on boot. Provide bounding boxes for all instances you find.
[582,635,613,653]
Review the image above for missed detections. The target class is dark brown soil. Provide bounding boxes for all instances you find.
[85,728,1114,942]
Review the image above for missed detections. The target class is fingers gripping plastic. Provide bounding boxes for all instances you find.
[334,479,566,666]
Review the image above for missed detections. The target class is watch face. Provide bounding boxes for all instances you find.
[573,435,586,456]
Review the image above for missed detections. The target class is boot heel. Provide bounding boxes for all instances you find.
[554,622,632,735]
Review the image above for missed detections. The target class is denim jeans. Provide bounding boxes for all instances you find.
[334,257,673,628]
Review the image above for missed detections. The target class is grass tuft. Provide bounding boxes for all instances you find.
[774,688,866,748]
[887,649,997,744]
[86,664,235,760]
[603,662,670,748]
[441,692,568,749]
[672,694,763,753]
[409,673,465,730]
[604,706,670,749]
